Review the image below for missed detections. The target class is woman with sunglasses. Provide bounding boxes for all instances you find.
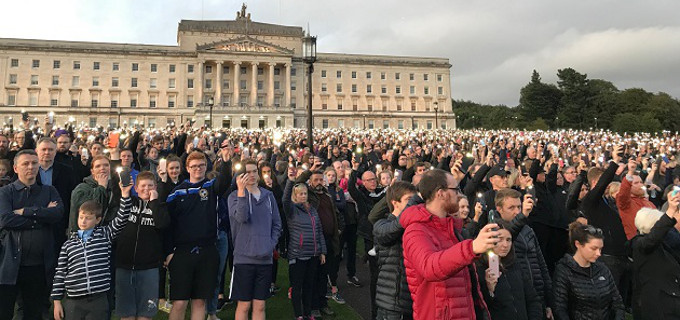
[553,222,625,320]
[282,165,327,320]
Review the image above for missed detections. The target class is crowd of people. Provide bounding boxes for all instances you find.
[1,112,680,320]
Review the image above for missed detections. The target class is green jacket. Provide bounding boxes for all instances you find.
[68,176,121,232]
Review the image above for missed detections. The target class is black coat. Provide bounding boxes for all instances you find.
[36,162,78,248]
[553,254,624,320]
[513,222,554,309]
[630,214,680,319]
[477,259,543,320]
[373,214,412,314]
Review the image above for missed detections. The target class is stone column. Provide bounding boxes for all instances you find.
[268,63,275,107]
[233,61,241,107]
[197,61,204,105]
[215,62,222,106]
[285,63,292,107]
[250,63,258,106]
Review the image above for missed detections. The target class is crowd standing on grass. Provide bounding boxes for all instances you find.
[1,111,680,320]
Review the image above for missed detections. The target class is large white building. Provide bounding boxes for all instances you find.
[0,5,455,130]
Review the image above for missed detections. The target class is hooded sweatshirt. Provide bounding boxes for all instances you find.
[228,187,282,265]
[115,196,170,270]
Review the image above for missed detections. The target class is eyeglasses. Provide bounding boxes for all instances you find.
[446,186,461,193]
[188,164,206,170]
[584,225,603,236]
[364,178,377,182]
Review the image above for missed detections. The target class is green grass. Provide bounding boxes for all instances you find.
[122,259,362,320]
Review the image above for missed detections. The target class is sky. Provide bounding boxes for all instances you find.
[1,0,679,106]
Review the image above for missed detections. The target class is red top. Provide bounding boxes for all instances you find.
[616,177,656,239]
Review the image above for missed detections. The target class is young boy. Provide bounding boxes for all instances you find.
[51,182,133,320]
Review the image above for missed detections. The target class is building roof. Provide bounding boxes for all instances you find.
[178,20,305,38]
[0,37,186,56]
[316,52,451,68]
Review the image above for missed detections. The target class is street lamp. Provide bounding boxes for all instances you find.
[207,97,215,128]
[302,32,317,149]
[594,117,598,129]
[433,101,439,129]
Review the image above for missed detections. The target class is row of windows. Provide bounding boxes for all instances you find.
[321,83,444,95]
[320,119,442,130]
[320,99,438,112]
[8,74,297,91]
[8,59,297,76]
[320,70,444,82]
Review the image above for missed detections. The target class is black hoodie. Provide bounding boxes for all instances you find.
[115,196,170,270]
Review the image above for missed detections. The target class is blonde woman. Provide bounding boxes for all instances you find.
[283,167,327,320]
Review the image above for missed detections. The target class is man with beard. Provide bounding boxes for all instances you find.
[0,134,10,161]
[54,134,88,181]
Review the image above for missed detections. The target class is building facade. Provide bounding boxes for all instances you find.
[0,7,455,130]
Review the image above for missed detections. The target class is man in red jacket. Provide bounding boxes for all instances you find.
[401,169,499,320]
[617,159,656,240]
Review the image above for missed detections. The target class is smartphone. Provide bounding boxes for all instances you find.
[662,154,670,164]
[672,186,680,198]
[118,167,133,187]
[394,169,403,181]
[158,158,167,173]
[21,110,29,122]
[488,251,500,276]
[526,185,536,201]
[477,193,487,212]
[81,148,89,159]
[192,137,199,149]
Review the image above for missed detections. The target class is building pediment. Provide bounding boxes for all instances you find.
[197,36,294,55]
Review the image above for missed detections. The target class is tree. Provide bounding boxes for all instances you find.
[518,70,563,128]
[556,68,591,129]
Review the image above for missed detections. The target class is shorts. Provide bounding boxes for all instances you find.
[168,245,219,300]
[229,264,272,301]
[115,268,159,318]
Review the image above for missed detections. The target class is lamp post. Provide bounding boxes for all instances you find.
[434,101,439,129]
[207,97,215,128]
[302,32,317,149]
[594,117,598,129]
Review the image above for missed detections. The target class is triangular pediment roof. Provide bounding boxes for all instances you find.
[197,36,294,55]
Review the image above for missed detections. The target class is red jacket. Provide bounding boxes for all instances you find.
[400,204,488,320]
[616,176,656,239]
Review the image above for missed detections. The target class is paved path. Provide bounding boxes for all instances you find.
[334,251,373,320]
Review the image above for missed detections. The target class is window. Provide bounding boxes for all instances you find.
[257,95,264,107]
[51,99,58,106]
[424,73,429,81]
[149,96,157,108]
[409,73,414,81]
[257,68,264,75]
[168,95,176,108]
[52,76,59,86]
[130,97,137,107]
[381,85,387,94]
[111,99,118,108]
[337,101,343,110]
[240,67,247,75]
[424,86,430,95]
[53,60,60,69]
[321,70,327,78]
[257,81,263,91]
[274,68,281,75]
[274,81,280,90]
[398,120,404,129]
[92,77,99,87]
[71,97,78,107]
[223,80,230,89]
[410,86,415,95]
[112,77,119,87]
[187,79,194,89]
[395,73,400,80]
[151,64,158,72]
[291,68,296,76]
[352,84,357,93]
[131,78,138,87]
[205,65,212,73]
[321,83,327,92]
[132,63,139,71]
[411,101,416,111]
[381,72,386,80]
[10,59,18,67]
[113,62,119,71]
[223,66,229,74]
[291,81,296,91]
[337,70,342,78]
[366,72,372,79]
[187,95,193,108]
[438,86,443,95]
[396,86,401,94]
[169,64,176,73]
[367,84,372,93]
[169,79,176,89]
[30,75,39,86]
[188,64,194,73]
[89,118,97,128]
[7,94,16,106]
[437,74,443,82]
[427,121,433,129]
[91,98,99,107]
[93,62,100,70]
[338,119,344,127]
[240,80,247,90]
[150,78,157,89]
[9,74,17,85]
[32,59,40,68]
[72,76,79,87]
[73,61,81,70]
[322,98,328,110]
[412,120,418,129]
[368,120,374,129]
[351,71,357,79]
[353,99,358,111]
[322,119,329,129]
[383,120,389,129]
[336,84,342,93]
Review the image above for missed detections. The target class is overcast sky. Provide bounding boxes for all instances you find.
[2,0,679,106]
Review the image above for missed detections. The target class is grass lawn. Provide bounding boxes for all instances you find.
[114,258,362,320]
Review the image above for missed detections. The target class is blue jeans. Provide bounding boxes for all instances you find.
[207,230,229,314]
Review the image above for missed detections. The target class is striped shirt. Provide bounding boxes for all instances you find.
[51,197,131,300]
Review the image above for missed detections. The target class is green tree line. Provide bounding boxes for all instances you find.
[453,68,680,133]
